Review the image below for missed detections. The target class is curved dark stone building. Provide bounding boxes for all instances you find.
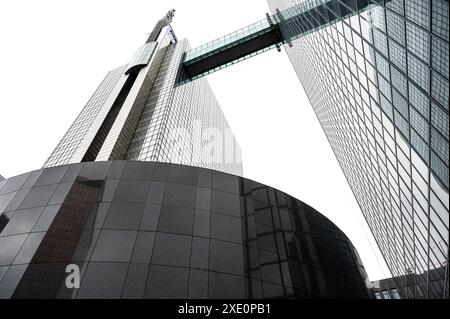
[0,161,369,299]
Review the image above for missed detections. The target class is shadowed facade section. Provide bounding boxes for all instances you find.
[0,161,370,299]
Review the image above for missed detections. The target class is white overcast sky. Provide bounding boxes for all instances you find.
[0,0,391,280]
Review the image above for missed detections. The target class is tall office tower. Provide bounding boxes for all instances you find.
[44,10,243,176]
[267,0,449,298]
[369,265,447,299]
[1,3,448,300]
[0,10,373,299]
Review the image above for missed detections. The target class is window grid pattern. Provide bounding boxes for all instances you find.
[44,65,127,168]
[268,0,449,299]
[45,30,242,177]
[126,42,158,73]
[0,161,370,299]
[125,37,243,176]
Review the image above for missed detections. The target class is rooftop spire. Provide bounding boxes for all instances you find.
[165,9,175,23]
[146,9,176,43]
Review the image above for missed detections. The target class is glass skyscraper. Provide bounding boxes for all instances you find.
[0,11,372,298]
[44,12,243,176]
[267,0,449,298]
[0,2,448,300]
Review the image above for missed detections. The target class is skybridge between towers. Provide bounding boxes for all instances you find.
[181,0,385,80]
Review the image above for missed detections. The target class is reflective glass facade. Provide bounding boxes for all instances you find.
[125,42,158,74]
[44,23,242,176]
[124,38,243,175]
[0,161,369,299]
[268,0,449,298]
[369,266,447,299]
[44,65,127,168]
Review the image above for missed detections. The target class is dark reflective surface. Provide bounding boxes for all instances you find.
[0,161,370,299]
[268,0,449,299]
